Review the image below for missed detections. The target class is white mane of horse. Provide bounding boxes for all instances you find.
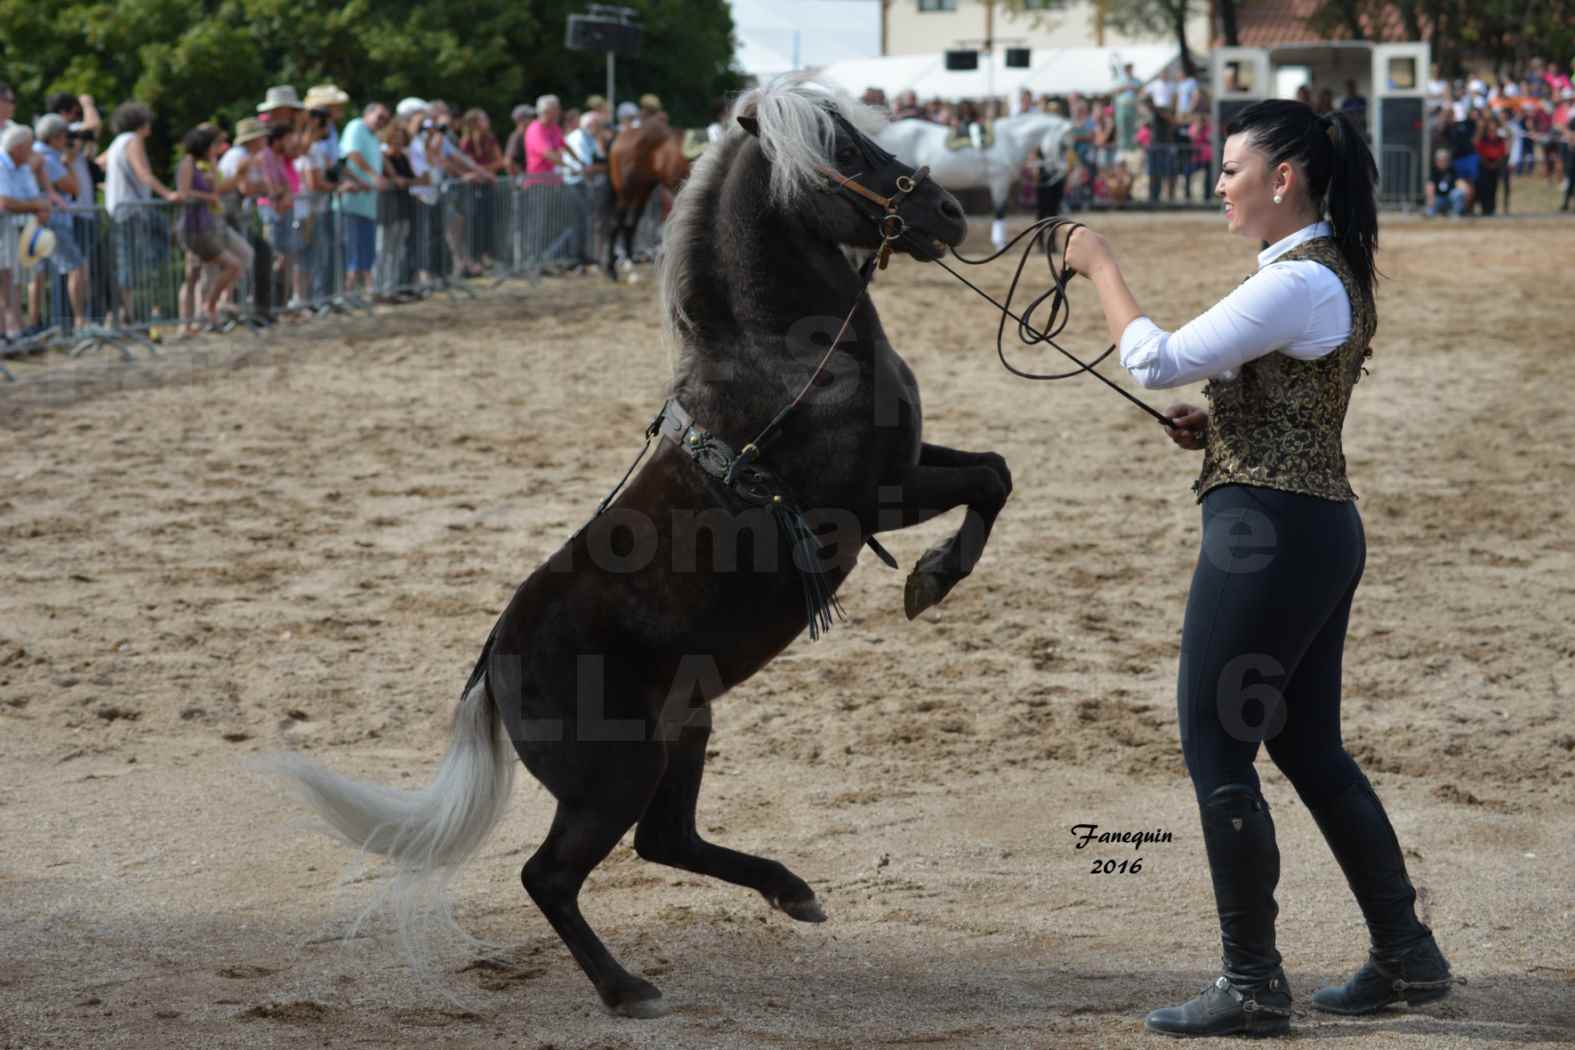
[662,76,887,354]
[730,74,889,209]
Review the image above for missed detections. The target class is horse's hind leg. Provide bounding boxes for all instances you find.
[634,710,825,922]
[620,211,640,268]
[604,209,623,280]
[522,745,669,1017]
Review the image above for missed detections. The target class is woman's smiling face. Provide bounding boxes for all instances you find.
[1216,132,1281,239]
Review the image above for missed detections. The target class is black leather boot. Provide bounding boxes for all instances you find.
[1310,933,1452,1014]
[1307,776,1454,1014]
[1145,785,1293,1038]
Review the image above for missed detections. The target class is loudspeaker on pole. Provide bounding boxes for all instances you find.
[566,14,642,57]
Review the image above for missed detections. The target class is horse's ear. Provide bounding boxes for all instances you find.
[737,113,760,137]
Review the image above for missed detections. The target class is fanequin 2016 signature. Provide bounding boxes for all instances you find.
[1070,823,1174,874]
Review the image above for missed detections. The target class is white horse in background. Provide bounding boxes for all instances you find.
[879,112,1074,249]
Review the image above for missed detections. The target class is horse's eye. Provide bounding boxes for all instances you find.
[836,145,856,163]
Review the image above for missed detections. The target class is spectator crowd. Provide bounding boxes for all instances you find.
[1420,59,1575,217]
[2,59,1572,362]
[0,80,685,355]
[857,53,1575,220]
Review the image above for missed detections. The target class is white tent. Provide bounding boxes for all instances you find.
[908,47,1046,100]
[813,54,945,100]
[815,45,1178,101]
[1025,46,1177,96]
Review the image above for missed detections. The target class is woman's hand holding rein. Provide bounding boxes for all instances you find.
[1054,224,1116,280]
[1049,222,1145,376]
[1163,403,1208,450]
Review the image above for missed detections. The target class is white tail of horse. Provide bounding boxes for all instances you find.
[268,678,517,976]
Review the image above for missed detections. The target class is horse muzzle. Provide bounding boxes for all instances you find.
[893,185,967,262]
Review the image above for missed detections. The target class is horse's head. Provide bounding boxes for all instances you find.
[733,79,967,262]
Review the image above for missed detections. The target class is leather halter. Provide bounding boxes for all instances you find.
[814,163,931,268]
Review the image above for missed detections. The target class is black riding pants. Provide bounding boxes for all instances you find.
[1178,484,1367,808]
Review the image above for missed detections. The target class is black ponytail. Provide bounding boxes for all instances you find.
[1225,100,1381,303]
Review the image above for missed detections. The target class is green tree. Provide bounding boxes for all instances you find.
[1217,0,1242,47]
[1297,1,1575,76]
[1099,0,1206,76]
[1002,0,1209,77]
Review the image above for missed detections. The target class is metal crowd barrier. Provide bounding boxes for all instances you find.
[1129,143,1215,206]
[1379,146,1420,212]
[3,174,652,378]
[2,203,135,362]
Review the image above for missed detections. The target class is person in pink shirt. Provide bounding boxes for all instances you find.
[523,95,578,185]
[1544,61,1571,96]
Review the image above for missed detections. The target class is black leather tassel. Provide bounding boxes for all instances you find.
[772,500,845,641]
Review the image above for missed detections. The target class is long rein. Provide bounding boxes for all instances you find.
[775,176,1178,430]
[935,216,1175,427]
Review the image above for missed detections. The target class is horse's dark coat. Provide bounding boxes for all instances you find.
[484,99,1012,1016]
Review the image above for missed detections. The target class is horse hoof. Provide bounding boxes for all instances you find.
[904,569,960,620]
[773,894,827,923]
[610,991,669,1019]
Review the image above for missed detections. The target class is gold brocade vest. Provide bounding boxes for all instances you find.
[1193,237,1375,503]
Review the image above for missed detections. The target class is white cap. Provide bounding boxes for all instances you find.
[616,101,639,120]
[395,97,428,118]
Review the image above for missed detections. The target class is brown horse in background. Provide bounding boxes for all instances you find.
[606,117,693,279]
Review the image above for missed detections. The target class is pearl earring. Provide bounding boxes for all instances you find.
[1273,193,1283,204]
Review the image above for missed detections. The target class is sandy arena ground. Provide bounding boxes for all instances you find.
[3,212,1573,1049]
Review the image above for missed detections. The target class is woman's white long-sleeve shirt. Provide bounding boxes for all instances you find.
[1117,222,1352,390]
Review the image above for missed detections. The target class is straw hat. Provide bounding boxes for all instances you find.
[303,83,350,109]
[257,85,304,113]
[639,93,663,112]
[584,94,607,112]
[233,116,267,146]
[18,218,55,268]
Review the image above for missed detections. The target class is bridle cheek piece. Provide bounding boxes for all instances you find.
[815,162,931,269]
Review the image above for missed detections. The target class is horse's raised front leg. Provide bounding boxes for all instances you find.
[882,443,1013,619]
[633,706,825,922]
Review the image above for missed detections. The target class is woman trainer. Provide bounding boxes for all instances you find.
[1058,99,1454,1038]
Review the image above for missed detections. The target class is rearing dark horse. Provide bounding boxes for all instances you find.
[272,78,1012,1018]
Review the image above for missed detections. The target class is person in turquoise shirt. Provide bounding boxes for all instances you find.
[1115,64,1140,161]
[341,102,390,296]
